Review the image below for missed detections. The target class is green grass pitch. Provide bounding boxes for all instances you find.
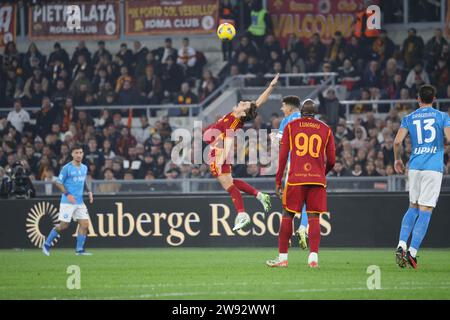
[1,248,449,299]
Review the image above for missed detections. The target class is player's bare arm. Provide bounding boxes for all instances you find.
[85,181,94,204]
[445,127,450,143]
[55,180,76,204]
[275,126,290,198]
[394,127,408,174]
[255,73,280,108]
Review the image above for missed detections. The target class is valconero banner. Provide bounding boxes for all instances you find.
[28,1,120,40]
[1,193,450,249]
[0,3,16,47]
[125,0,218,36]
[269,0,377,44]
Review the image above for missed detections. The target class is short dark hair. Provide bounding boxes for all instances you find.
[418,85,436,104]
[71,143,83,153]
[240,102,258,123]
[301,99,318,117]
[282,96,300,109]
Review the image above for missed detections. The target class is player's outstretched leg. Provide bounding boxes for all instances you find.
[406,209,432,269]
[295,205,308,250]
[266,210,293,268]
[217,175,251,231]
[307,214,321,268]
[396,206,419,268]
[75,219,92,256]
[233,179,271,212]
[42,222,69,256]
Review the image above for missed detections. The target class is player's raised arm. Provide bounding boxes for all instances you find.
[255,73,280,108]
[394,127,408,174]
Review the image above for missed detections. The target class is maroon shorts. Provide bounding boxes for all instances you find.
[210,162,232,177]
[282,184,327,214]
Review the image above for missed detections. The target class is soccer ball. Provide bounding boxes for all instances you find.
[217,23,236,42]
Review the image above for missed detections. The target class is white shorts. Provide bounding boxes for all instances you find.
[59,203,89,222]
[408,170,443,208]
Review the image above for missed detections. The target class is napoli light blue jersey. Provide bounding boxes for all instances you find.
[400,106,450,173]
[277,111,301,139]
[57,162,88,204]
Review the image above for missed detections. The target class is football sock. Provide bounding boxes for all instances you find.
[409,210,432,257]
[299,205,308,230]
[398,207,419,249]
[233,179,259,197]
[308,216,321,253]
[76,234,87,252]
[279,215,293,255]
[227,185,245,213]
[279,253,288,261]
[45,228,59,247]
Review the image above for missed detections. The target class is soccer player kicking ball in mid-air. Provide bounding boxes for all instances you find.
[272,95,308,249]
[42,143,94,256]
[394,84,450,269]
[204,74,280,231]
[267,100,335,268]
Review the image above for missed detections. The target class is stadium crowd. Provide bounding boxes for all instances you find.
[1,1,450,190]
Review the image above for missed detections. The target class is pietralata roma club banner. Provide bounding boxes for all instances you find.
[28,1,120,40]
[0,3,16,48]
[125,0,219,36]
[269,0,374,45]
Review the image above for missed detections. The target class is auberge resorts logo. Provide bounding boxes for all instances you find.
[26,201,59,248]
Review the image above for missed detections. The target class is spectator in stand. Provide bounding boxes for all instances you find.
[3,67,24,107]
[153,38,177,64]
[175,82,199,116]
[24,67,49,101]
[71,40,91,67]
[285,50,305,74]
[161,55,184,99]
[118,79,139,106]
[405,62,430,89]
[318,88,345,131]
[262,34,282,63]
[177,37,197,76]
[198,70,218,101]
[47,42,70,71]
[327,31,346,64]
[97,168,120,194]
[132,115,153,145]
[116,43,134,69]
[115,65,133,93]
[7,99,30,133]
[35,97,57,138]
[430,58,449,93]
[402,28,424,70]
[247,0,272,49]
[72,53,92,80]
[362,60,382,88]
[219,0,236,61]
[338,58,360,92]
[132,41,149,72]
[305,36,324,72]
[234,35,258,59]
[371,29,395,65]
[425,28,448,70]
[92,40,112,66]
[329,160,350,177]
[23,43,45,76]
[137,64,162,105]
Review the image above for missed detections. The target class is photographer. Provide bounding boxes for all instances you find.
[2,161,36,199]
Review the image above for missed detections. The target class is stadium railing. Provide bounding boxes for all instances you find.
[340,99,450,119]
[31,175,450,196]
[0,73,339,119]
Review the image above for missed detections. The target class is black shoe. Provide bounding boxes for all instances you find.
[405,251,418,269]
[395,247,406,268]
